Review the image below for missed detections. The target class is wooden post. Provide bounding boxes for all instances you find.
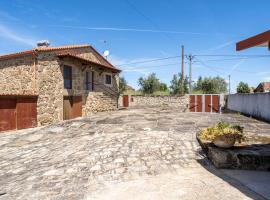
[181,45,184,95]
[188,53,193,94]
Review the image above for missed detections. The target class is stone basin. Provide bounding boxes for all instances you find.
[197,134,270,171]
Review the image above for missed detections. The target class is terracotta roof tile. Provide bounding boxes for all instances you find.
[57,53,121,72]
[35,44,90,52]
[0,44,90,60]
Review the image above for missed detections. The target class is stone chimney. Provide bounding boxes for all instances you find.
[36,40,50,48]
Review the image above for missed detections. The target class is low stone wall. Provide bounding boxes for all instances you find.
[227,93,270,122]
[127,95,189,112]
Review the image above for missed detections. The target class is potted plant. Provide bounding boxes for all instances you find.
[199,122,244,148]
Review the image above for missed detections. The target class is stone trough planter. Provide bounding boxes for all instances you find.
[197,133,270,171]
[213,135,236,148]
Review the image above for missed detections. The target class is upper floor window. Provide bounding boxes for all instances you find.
[64,65,72,89]
[85,71,94,91]
[104,73,112,86]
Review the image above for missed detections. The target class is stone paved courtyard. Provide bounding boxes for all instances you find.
[0,107,269,199]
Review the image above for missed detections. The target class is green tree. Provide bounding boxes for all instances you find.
[193,76,227,94]
[119,76,127,94]
[194,76,203,91]
[237,82,250,93]
[138,73,162,94]
[159,82,168,91]
[169,73,189,95]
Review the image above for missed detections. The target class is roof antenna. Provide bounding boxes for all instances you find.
[103,50,110,59]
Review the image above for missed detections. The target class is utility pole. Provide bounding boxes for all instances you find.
[181,45,184,95]
[188,53,194,94]
[228,74,231,94]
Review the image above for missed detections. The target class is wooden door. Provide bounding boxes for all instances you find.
[0,99,17,131]
[189,95,195,112]
[123,95,129,107]
[63,96,72,120]
[71,96,82,118]
[205,95,212,112]
[17,98,37,129]
[196,95,203,112]
[212,95,219,113]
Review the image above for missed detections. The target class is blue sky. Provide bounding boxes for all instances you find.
[0,0,270,92]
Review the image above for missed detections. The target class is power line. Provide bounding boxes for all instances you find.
[116,56,181,67]
[194,57,225,74]
[116,53,270,67]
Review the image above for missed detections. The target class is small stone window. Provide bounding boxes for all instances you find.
[64,65,72,89]
[104,73,112,86]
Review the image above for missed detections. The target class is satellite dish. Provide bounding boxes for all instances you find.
[103,50,110,58]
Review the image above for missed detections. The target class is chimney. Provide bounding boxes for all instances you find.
[36,40,50,48]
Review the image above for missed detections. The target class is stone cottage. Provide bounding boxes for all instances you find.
[0,43,121,132]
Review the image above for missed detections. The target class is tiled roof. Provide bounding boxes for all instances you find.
[0,44,90,60]
[255,82,270,92]
[36,44,90,52]
[57,53,121,72]
[262,82,270,90]
[0,44,120,72]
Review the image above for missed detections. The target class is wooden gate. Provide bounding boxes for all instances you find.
[0,97,37,132]
[189,94,220,113]
[0,99,17,131]
[17,98,37,129]
[63,96,82,120]
[123,95,129,107]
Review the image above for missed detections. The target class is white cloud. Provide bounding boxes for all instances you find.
[0,24,35,46]
[0,11,20,21]
[207,40,235,51]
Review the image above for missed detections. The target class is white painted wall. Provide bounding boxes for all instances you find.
[227,93,270,121]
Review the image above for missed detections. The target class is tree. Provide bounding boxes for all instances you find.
[194,76,203,91]
[237,82,250,93]
[119,76,127,94]
[169,73,189,95]
[138,73,162,94]
[193,76,227,94]
[159,82,168,91]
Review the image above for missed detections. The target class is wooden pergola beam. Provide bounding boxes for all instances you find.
[236,30,270,51]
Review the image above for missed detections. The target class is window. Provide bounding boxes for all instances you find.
[85,71,94,91]
[64,65,72,89]
[105,73,112,86]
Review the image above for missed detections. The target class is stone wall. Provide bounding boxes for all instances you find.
[127,95,189,112]
[37,52,64,126]
[0,55,36,95]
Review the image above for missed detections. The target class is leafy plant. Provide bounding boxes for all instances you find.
[200,122,244,143]
[237,82,250,93]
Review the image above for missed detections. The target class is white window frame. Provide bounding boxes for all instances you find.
[104,72,113,87]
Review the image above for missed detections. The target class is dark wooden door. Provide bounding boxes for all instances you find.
[17,98,37,129]
[123,95,129,107]
[0,99,17,132]
[212,95,219,113]
[205,95,212,112]
[196,95,203,112]
[71,96,82,118]
[189,95,195,112]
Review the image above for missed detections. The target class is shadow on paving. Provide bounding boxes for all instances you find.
[197,158,268,200]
